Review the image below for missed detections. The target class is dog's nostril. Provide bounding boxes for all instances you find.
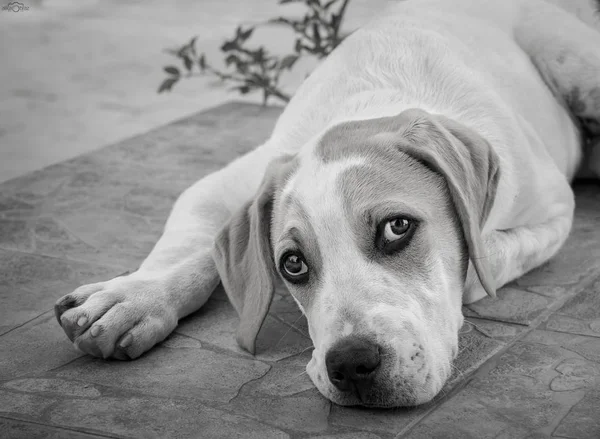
[355,364,376,375]
[325,337,381,392]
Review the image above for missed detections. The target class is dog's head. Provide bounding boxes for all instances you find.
[212,108,500,407]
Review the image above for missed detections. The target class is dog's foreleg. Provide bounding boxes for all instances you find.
[54,142,279,359]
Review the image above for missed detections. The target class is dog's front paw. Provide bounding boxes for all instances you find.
[54,275,178,360]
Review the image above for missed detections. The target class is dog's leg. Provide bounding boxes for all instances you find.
[515,0,600,176]
[55,142,278,359]
[464,182,575,303]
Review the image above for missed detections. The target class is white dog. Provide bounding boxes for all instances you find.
[55,0,600,407]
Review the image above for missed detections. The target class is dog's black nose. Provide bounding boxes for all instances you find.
[325,337,381,392]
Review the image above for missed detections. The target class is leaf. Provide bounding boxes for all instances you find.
[163,48,180,56]
[229,84,254,94]
[248,73,262,83]
[252,47,266,63]
[238,27,254,42]
[183,56,193,72]
[198,54,206,71]
[187,36,198,56]
[323,0,338,9]
[220,40,237,52]
[236,62,248,74]
[225,54,239,66]
[279,54,299,70]
[164,66,180,76]
[158,77,179,93]
[268,17,292,25]
[248,73,268,87]
[176,45,190,59]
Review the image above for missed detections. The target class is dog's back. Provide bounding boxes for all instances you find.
[544,0,600,27]
[274,0,594,179]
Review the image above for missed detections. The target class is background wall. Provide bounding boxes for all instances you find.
[0,0,394,183]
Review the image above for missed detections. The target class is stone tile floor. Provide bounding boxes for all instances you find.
[0,102,599,438]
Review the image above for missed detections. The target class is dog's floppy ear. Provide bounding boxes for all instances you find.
[212,154,296,354]
[393,109,500,298]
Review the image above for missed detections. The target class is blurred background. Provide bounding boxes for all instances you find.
[0,0,394,184]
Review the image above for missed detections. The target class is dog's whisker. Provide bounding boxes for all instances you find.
[299,345,315,354]
[271,313,308,349]
[273,323,296,349]
[463,318,491,338]
[450,363,466,381]
[471,251,503,260]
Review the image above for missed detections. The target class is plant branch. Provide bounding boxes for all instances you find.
[332,0,350,42]
[158,0,351,104]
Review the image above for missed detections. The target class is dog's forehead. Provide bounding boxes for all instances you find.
[315,118,393,164]
[315,119,443,211]
[281,118,396,198]
[277,153,367,241]
[280,143,369,210]
[279,117,444,218]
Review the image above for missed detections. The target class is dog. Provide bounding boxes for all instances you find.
[55,0,600,407]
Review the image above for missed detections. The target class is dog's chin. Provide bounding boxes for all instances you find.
[308,367,444,408]
[314,384,441,408]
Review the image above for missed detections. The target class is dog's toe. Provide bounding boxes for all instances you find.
[55,283,106,341]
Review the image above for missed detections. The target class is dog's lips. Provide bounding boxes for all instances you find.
[308,362,433,408]
[320,384,423,408]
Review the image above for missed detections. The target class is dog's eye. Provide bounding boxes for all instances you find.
[384,218,410,241]
[377,216,416,254]
[280,252,309,283]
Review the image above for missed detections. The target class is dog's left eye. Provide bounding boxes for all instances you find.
[280,252,309,283]
[377,216,416,254]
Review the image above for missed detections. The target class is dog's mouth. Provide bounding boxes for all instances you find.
[321,377,444,408]
[317,379,432,408]
[307,344,445,408]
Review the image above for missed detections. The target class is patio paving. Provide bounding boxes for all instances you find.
[0,102,599,438]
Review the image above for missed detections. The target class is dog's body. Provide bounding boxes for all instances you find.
[55,0,600,407]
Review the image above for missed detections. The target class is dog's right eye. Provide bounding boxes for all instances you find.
[280,252,309,284]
